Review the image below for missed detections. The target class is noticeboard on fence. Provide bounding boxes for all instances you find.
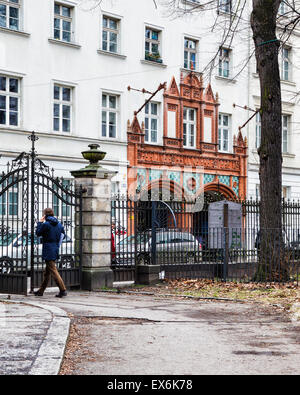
[208,201,242,249]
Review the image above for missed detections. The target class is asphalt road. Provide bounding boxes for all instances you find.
[28,291,300,375]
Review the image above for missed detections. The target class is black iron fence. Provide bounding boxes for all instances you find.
[111,196,300,285]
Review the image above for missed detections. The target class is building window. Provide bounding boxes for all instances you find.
[282,114,289,153]
[255,184,260,200]
[282,186,291,200]
[255,111,261,148]
[281,47,291,81]
[102,16,119,53]
[102,93,118,139]
[145,102,159,144]
[184,38,197,70]
[218,113,230,152]
[0,0,20,30]
[0,178,18,216]
[53,180,71,218]
[218,0,231,13]
[53,84,72,133]
[145,27,162,63]
[278,1,287,15]
[218,47,231,78]
[183,107,196,148]
[0,75,20,127]
[256,113,289,153]
[54,2,73,43]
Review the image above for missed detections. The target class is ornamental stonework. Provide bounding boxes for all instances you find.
[127,72,248,199]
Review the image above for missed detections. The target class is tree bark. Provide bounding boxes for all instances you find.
[251,0,288,281]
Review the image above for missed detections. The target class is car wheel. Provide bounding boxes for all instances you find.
[137,254,150,265]
[0,257,13,274]
[59,256,74,269]
[187,253,196,264]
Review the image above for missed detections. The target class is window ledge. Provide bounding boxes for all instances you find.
[252,148,295,159]
[97,49,127,59]
[0,26,30,37]
[181,67,202,76]
[215,75,237,84]
[0,125,23,131]
[140,59,167,68]
[280,79,296,87]
[217,10,233,17]
[283,152,295,158]
[252,72,296,86]
[48,38,81,49]
[182,0,203,7]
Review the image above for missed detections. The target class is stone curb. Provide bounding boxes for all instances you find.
[3,299,70,375]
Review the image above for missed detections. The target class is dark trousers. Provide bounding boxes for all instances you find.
[38,260,66,293]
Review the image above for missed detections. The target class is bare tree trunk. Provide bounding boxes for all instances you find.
[251,0,288,281]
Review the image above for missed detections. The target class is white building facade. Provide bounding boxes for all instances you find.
[0,0,299,199]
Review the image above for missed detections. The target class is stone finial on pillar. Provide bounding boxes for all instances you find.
[71,144,117,291]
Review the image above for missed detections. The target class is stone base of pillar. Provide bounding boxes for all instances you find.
[136,265,160,285]
[81,267,114,291]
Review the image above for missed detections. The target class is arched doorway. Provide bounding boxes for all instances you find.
[137,186,178,231]
[192,183,237,247]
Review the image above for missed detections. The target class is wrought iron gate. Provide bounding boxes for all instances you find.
[0,132,83,295]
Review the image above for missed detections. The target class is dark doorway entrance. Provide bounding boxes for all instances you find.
[193,191,226,249]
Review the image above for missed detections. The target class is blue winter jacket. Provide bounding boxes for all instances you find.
[36,216,65,261]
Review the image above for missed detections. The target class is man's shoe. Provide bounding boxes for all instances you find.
[34,291,43,296]
[55,290,67,298]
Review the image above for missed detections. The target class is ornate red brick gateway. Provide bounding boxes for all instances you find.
[127,72,248,200]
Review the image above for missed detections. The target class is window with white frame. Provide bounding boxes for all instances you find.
[255,184,260,200]
[102,15,119,53]
[183,107,196,148]
[280,46,291,81]
[53,179,71,218]
[54,2,73,42]
[282,186,291,200]
[256,112,290,153]
[218,47,231,78]
[145,27,162,63]
[53,84,72,133]
[278,1,287,15]
[218,113,231,152]
[145,102,159,144]
[0,75,20,127]
[0,0,20,30]
[102,93,118,139]
[282,114,289,153]
[255,111,261,148]
[0,177,18,216]
[184,38,197,70]
[218,0,231,13]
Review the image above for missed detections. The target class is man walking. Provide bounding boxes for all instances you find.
[34,208,67,298]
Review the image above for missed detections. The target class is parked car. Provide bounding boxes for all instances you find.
[0,232,74,274]
[116,229,202,265]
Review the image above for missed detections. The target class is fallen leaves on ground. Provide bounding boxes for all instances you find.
[59,315,98,375]
[121,279,300,311]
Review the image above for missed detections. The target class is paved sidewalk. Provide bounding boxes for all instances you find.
[1,289,300,375]
[0,294,70,375]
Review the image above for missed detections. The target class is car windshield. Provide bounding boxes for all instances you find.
[119,233,150,245]
[156,232,195,244]
[62,235,72,243]
[0,233,18,246]
[13,235,42,247]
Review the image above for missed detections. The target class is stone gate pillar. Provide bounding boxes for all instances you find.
[71,144,116,291]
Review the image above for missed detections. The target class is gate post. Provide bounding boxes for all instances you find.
[71,144,116,291]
